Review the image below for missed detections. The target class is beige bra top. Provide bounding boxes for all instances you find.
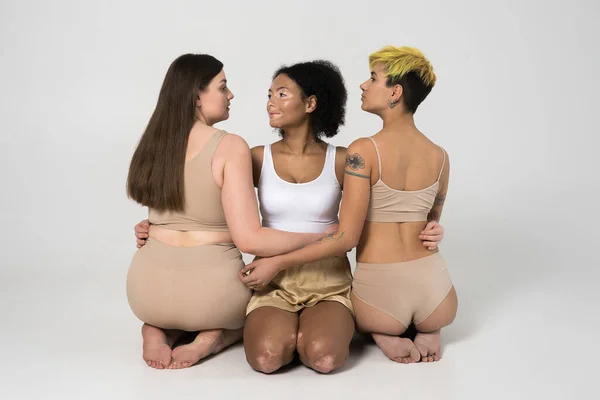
[365,137,445,223]
[149,130,229,232]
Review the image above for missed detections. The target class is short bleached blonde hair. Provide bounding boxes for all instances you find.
[368,46,436,112]
[369,46,436,87]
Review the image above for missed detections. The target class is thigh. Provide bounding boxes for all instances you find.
[297,301,355,361]
[351,292,408,336]
[243,306,299,358]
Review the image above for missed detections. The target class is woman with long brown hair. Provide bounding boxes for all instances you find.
[126,54,329,370]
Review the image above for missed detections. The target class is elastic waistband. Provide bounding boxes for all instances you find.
[146,238,241,259]
[356,252,443,271]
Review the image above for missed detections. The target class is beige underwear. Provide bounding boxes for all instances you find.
[127,238,251,331]
[352,252,452,327]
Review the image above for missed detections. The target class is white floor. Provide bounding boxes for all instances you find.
[1,241,596,400]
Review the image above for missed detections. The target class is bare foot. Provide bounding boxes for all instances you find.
[169,328,243,369]
[414,330,441,362]
[141,324,173,369]
[372,333,421,364]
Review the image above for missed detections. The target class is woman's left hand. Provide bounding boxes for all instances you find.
[419,221,445,250]
[239,257,282,290]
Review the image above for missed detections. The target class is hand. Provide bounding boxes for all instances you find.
[135,219,150,248]
[419,221,444,250]
[239,257,282,290]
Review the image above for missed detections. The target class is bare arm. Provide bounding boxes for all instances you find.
[250,145,264,188]
[220,135,322,256]
[334,146,347,188]
[243,139,373,271]
[427,150,450,222]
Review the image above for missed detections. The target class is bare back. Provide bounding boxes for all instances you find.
[149,125,233,246]
[357,129,449,263]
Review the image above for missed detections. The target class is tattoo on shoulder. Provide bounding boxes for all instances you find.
[346,153,365,170]
[317,231,345,243]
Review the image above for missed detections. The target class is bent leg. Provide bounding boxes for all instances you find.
[141,324,184,369]
[351,293,420,364]
[169,328,243,369]
[243,307,298,374]
[296,301,355,374]
[414,286,458,362]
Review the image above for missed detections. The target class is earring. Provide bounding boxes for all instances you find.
[388,100,398,109]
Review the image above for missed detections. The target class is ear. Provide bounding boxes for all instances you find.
[305,95,317,114]
[196,91,202,107]
[390,84,403,103]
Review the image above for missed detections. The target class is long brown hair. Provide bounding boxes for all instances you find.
[127,54,223,212]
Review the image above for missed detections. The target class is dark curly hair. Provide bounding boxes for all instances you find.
[273,60,347,139]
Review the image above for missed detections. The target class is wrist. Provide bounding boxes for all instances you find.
[276,254,294,271]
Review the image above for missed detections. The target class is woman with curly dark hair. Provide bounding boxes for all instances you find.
[240,60,356,374]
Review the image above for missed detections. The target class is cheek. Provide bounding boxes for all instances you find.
[371,87,387,102]
[287,99,305,114]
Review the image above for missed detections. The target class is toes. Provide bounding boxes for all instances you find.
[416,344,428,359]
[410,347,421,363]
[170,361,191,369]
[433,354,440,362]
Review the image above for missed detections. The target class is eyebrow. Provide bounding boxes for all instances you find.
[220,79,227,84]
[370,71,376,77]
[268,86,288,92]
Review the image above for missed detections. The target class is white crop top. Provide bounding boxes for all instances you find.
[258,143,341,234]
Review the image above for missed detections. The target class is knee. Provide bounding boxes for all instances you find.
[247,335,296,374]
[249,347,284,374]
[302,339,347,374]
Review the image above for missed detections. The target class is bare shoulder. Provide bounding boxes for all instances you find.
[439,145,450,175]
[249,145,265,186]
[426,139,450,183]
[219,133,250,155]
[335,146,347,158]
[250,145,265,160]
[347,137,377,159]
[343,137,379,175]
[334,146,347,164]
[428,139,450,170]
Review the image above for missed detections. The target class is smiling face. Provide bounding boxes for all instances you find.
[266,73,314,130]
[196,69,234,125]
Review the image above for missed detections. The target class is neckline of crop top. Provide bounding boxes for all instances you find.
[366,136,446,223]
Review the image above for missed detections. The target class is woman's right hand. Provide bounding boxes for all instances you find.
[134,219,150,248]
